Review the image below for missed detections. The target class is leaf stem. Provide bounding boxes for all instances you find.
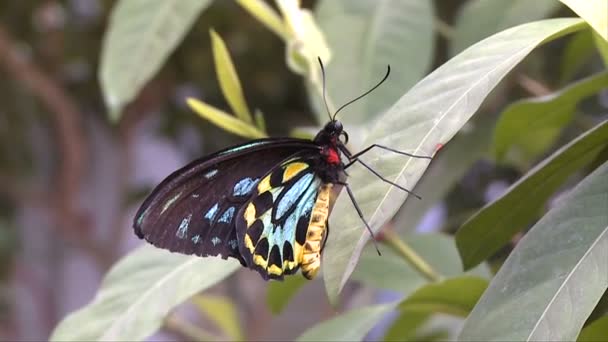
[381,229,443,283]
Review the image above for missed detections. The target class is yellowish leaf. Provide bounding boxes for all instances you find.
[210,29,253,124]
[236,0,287,39]
[187,98,267,139]
[193,295,243,341]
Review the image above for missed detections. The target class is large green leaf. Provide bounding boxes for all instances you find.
[393,114,495,232]
[296,303,396,342]
[352,233,491,294]
[450,0,561,56]
[458,161,608,341]
[50,245,240,341]
[323,18,586,305]
[314,0,434,126]
[457,120,608,270]
[493,71,608,164]
[560,0,608,40]
[100,0,213,120]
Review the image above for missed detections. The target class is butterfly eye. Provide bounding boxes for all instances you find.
[340,131,349,145]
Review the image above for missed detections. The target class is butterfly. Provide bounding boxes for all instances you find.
[133,58,432,281]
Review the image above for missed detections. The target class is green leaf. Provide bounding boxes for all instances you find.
[193,294,243,340]
[314,0,435,125]
[493,71,608,164]
[560,0,608,41]
[398,276,488,317]
[593,30,608,65]
[352,233,491,294]
[458,161,608,341]
[236,0,287,39]
[560,28,597,84]
[50,245,241,341]
[323,18,586,305]
[457,120,608,270]
[210,29,253,124]
[451,0,560,56]
[100,0,212,121]
[383,311,432,342]
[393,114,495,232]
[577,316,608,342]
[266,275,308,315]
[296,303,396,342]
[187,98,267,139]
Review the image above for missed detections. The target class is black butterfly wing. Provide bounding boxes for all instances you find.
[133,138,320,265]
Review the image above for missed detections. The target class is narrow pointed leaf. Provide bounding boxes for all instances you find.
[50,245,240,341]
[236,0,287,39]
[560,0,608,40]
[457,120,608,270]
[210,29,253,124]
[187,98,267,139]
[493,71,608,163]
[323,18,586,305]
[296,303,396,342]
[100,0,212,120]
[315,0,434,125]
[458,161,608,341]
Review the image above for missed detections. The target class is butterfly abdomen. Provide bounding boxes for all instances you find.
[301,183,332,279]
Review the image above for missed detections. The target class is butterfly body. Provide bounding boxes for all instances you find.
[134,121,349,280]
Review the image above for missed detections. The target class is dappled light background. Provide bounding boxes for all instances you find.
[1,0,607,341]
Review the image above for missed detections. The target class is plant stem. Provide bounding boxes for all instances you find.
[382,229,443,283]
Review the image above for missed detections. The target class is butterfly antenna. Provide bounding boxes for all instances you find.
[317,57,333,122]
[333,65,391,120]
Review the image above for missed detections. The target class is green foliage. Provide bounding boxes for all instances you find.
[322,18,586,306]
[457,120,608,270]
[48,0,608,341]
[493,71,608,165]
[458,161,608,341]
[49,246,240,341]
[99,0,214,121]
[578,316,608,341]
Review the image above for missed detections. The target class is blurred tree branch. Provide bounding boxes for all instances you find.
[0,25,112,268]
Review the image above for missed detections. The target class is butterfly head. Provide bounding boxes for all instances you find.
[315,120,349,147]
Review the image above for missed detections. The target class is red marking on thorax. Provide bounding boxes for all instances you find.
[326,148,340,165]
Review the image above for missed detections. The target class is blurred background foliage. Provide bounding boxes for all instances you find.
[0,0,606,341]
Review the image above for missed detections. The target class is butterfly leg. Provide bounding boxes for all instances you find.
[337,181,381,256]
[349,144,433,160]
[344,158,422,200]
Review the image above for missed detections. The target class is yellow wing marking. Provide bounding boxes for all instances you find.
[282,162,309,182]
[244,203,256,227]
[257,174,272,193]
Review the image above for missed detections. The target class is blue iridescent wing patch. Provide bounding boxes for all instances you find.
[236,158,329,280]
[133,138,320,265]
